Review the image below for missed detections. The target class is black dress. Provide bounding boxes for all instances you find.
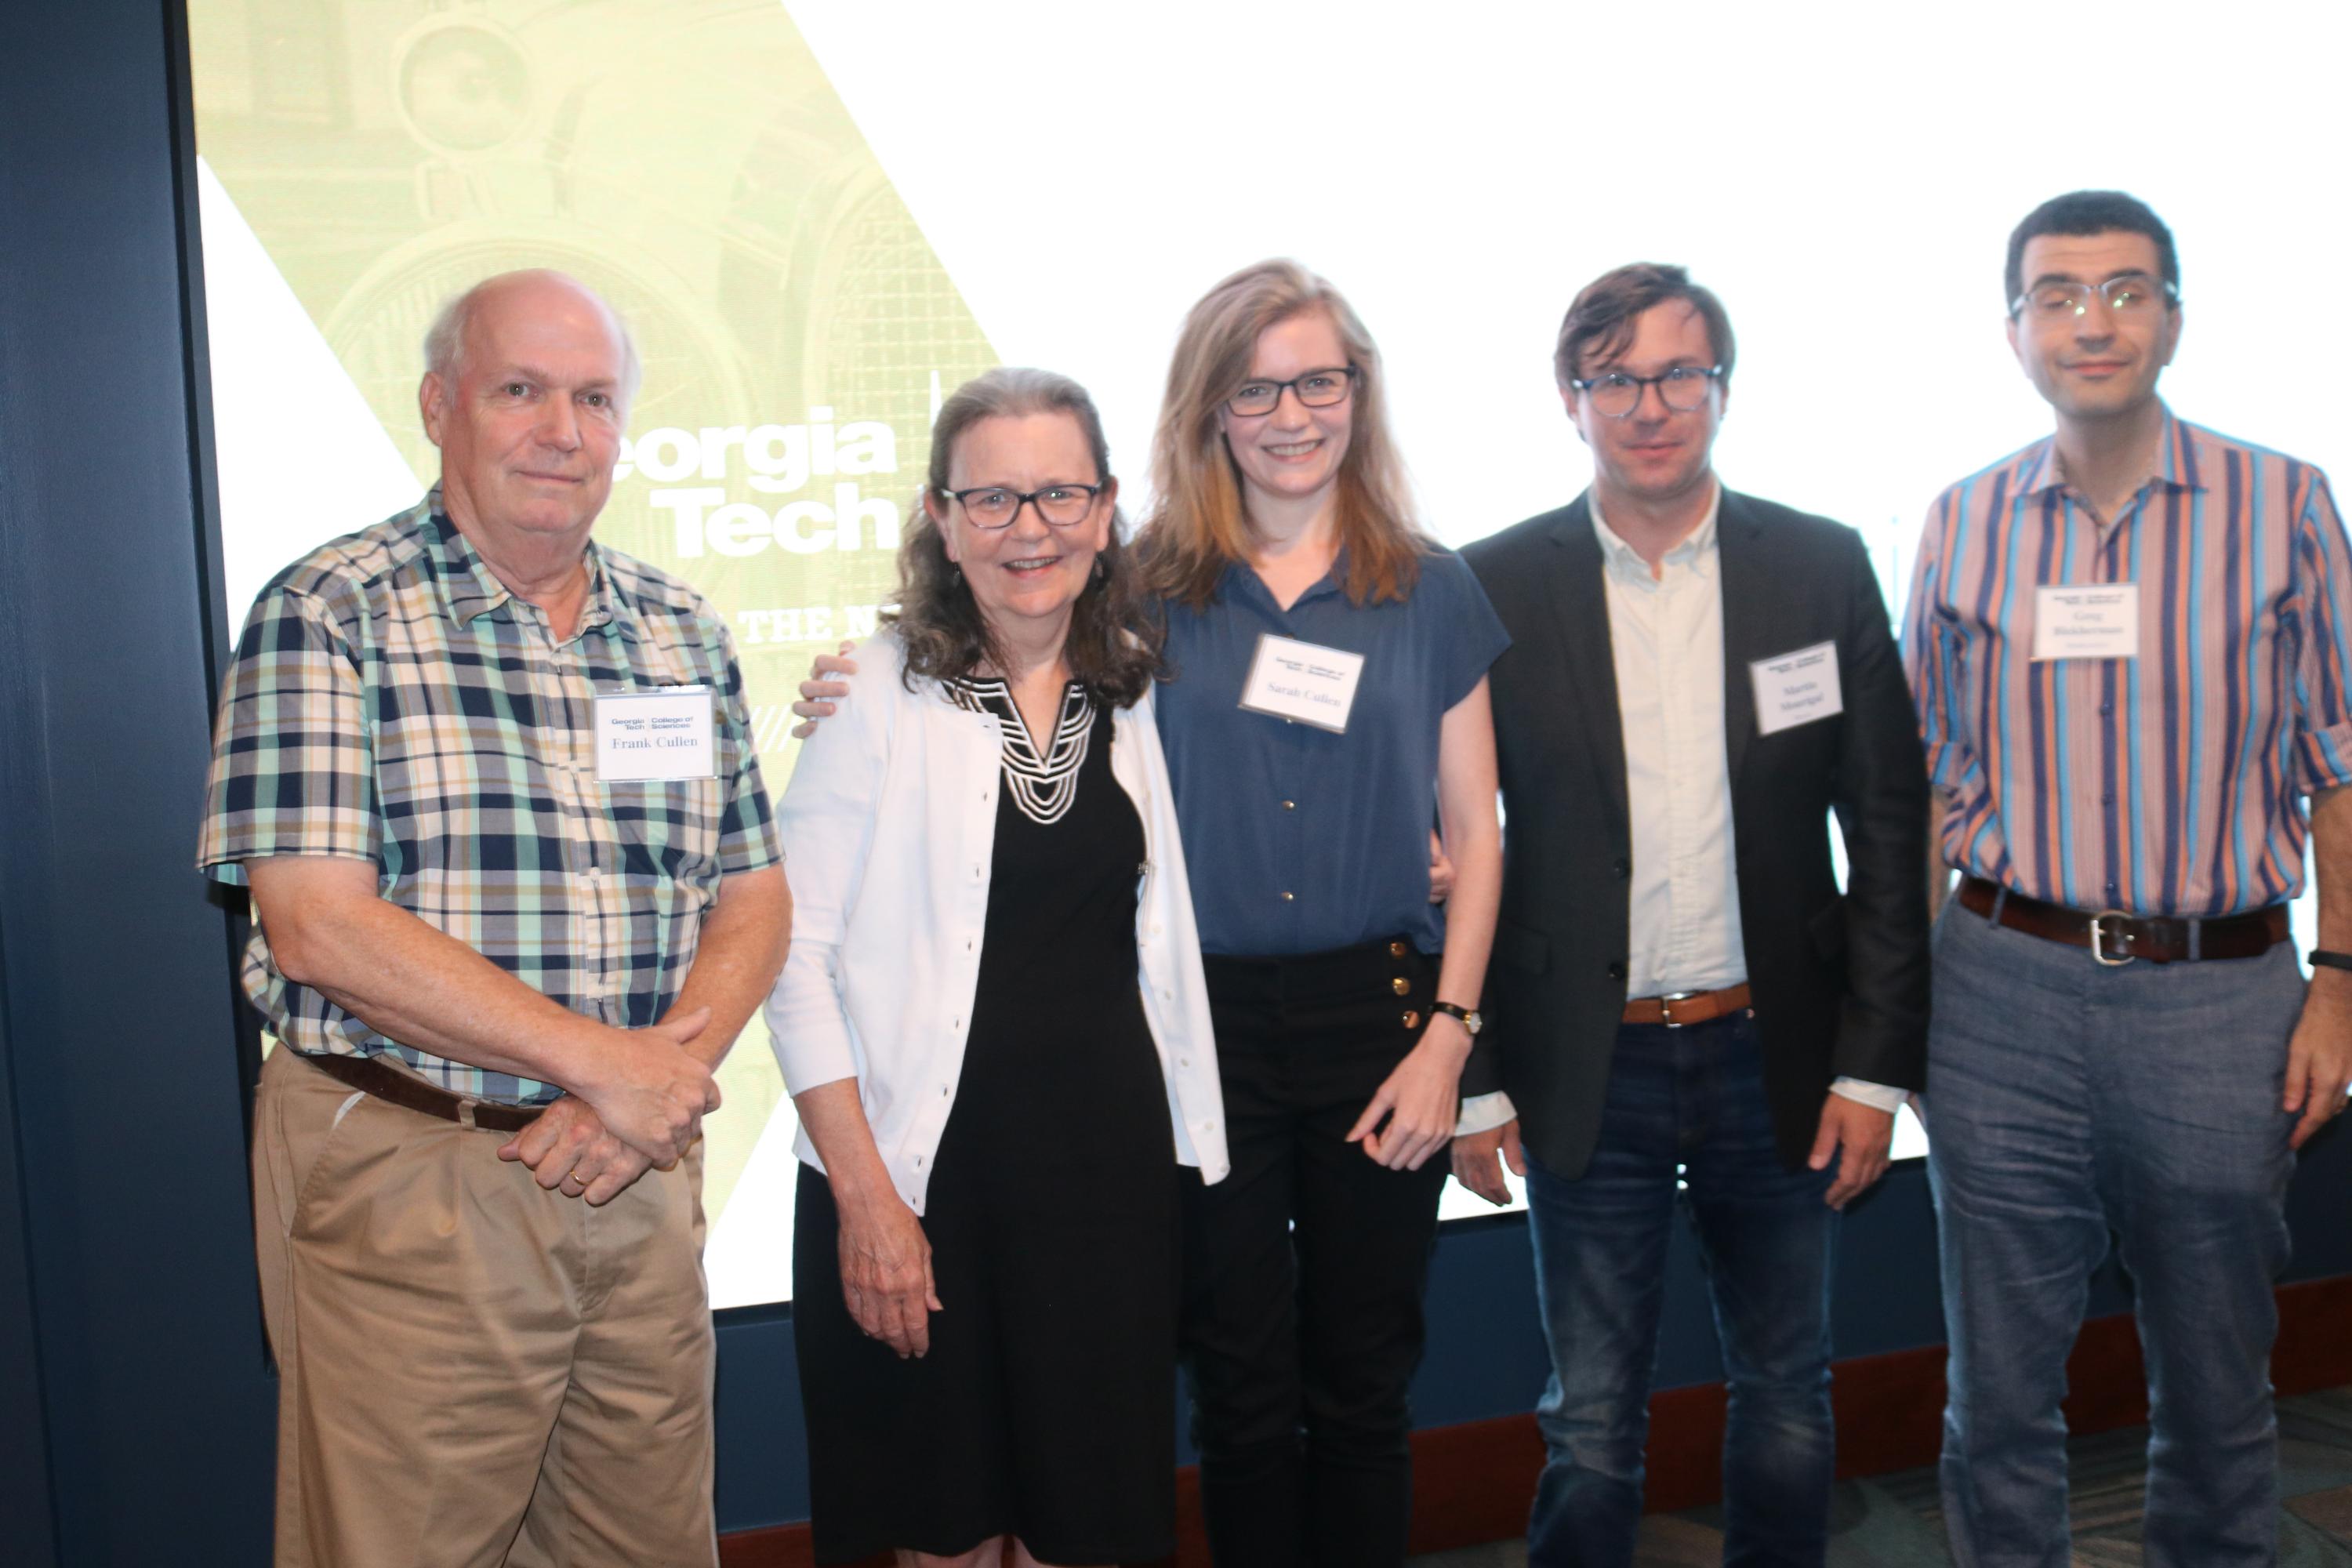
[794,682,1181,1565]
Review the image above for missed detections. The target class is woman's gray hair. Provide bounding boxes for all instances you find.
[884,366,1165,707]
[420,270,643,407]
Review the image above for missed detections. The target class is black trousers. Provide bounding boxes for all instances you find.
[1181,938,1450,1568]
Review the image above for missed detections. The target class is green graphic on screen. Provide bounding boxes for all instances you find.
[191,0,1002,1298]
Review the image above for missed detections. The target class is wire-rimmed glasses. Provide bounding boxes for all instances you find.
[2011,273,2180,321]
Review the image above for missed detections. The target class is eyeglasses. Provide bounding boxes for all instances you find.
[942,483,1105,529]
[1225,365,1358,419]
[2012,273,2179,320]
[1567,365,1724,419]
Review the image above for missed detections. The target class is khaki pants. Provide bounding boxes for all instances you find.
[253,1047,718,1568]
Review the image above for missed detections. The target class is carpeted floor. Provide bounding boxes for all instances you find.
[1409,1387,2352,1566]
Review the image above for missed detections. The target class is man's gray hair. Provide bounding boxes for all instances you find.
[420,270,644,408]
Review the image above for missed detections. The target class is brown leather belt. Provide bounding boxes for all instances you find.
[1622,984,1752,1029]
[297,1048,547,1133]
[1956,876,2288,965]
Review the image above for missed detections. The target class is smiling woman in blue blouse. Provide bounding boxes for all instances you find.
[1140,260,1505,1568]
[793,262,1506,1567]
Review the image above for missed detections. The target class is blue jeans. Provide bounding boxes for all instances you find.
[1524,1011,1835,1568]
[1926,900,2301,1568]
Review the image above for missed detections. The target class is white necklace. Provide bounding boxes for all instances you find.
[952,678,1093,826]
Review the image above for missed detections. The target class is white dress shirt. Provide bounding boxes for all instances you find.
[1457,487,1901,1138]
[762,630,1229,1212]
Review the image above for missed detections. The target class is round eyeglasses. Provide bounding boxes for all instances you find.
[2012,273,2179,321]
[1568,365,1724,420]
[1225,365,1358,419]
[942,483,1105,529]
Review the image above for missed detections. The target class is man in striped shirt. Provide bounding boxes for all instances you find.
[1904,191,2352,1566]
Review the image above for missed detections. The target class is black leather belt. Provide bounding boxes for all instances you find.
[1956,877,2288,966]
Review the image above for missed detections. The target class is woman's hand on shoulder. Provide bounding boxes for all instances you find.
[789,640,863,739]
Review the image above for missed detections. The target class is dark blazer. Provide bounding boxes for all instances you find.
[1460,488,1929,1179]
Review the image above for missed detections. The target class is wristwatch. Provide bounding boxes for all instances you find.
[1431,1000,1482,1035]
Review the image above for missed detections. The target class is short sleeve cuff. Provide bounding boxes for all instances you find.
[2294,721,2352,797]
[720,829,785,875]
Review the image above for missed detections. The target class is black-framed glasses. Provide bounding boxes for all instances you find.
[941,483,1105,529]
[1568,365,1724,419]
[2011,273,2179,320]
[1225,365,1358,418]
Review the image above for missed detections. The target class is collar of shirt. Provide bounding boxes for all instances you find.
[1218,548,1350,615]
[2019,401,2209,506]
[424,488,641,644]
[1589,481,1723,589]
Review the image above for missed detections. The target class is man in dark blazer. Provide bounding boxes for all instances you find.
[1451,263,1929,1566]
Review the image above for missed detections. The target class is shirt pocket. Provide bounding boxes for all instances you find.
[601,774,726,891]
[372,708,550,889]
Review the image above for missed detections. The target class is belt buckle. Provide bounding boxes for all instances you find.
[2089,909,2136,967]
[1657,989,1703,1028]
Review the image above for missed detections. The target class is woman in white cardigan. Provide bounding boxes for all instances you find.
[763,368,1225,1568]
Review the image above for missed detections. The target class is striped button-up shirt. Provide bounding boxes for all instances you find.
[198,493,782,1103]
[1903,410,2352,918]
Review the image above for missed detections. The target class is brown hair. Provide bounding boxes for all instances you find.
[1138,259,1427,610]
[1552,263,1737,390]
[883,367,1164,708]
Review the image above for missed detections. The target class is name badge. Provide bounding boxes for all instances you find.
[1750,640,1843,736]
[594,686,717,782]
[2031,583,2140,662]
[1239,633,1365,734]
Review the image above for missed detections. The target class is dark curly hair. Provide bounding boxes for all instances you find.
[2005,191,2180,315]
[884,367,1165,708]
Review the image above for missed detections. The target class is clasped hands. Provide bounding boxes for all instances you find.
[497,1006,722,1204]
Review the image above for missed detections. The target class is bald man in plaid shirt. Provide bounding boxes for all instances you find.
[198,270,789,1567]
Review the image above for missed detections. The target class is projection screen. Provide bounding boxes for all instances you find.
[189,0,2350,1306]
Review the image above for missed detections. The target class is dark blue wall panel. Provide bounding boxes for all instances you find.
[0,2,276,1563]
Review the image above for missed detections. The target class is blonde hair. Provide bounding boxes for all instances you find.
[1138,260,1426,609]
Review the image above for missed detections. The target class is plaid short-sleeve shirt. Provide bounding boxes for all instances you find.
[198,492,782,1104]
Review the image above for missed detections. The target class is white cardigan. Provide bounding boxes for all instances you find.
[762,630,1228,1214]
